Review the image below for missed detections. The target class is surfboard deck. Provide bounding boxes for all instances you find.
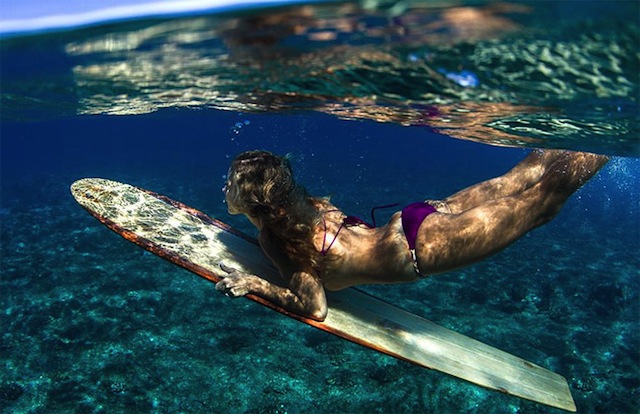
[70,177,576,412]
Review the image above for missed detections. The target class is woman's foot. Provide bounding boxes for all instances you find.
[540,151,609,194]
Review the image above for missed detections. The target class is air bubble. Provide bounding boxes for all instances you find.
[230,119,251,138]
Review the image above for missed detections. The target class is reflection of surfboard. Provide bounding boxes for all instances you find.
[70,178,576,412]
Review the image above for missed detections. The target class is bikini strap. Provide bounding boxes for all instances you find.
[321,209,344,256]
[320,204,400,256]
[409,249,423,276]
[369,203,400,227]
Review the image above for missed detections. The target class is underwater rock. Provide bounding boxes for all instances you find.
[0,382,24,401]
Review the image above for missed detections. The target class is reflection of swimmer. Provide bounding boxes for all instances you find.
[217,150,608,320]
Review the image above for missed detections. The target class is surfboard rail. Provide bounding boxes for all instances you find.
[71,177,576,412]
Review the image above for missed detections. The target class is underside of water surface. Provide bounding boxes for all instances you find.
[2,0,638,155]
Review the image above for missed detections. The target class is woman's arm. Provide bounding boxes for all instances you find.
[216,265,328,321]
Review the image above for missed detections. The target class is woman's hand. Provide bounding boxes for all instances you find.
[216,263,256,298]
[215,263,327,321]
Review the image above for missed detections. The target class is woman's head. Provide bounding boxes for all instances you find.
[224,150,323,272]
[224,150,295,219]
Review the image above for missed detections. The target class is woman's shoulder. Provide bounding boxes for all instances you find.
[311,196,335,211]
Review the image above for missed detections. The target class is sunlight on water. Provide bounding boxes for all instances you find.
[2,0,638,155]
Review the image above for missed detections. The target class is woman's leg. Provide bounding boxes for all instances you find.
[442,149,566,214]
[417,151,609,274]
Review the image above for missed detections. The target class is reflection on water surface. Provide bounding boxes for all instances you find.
[3,1,639,154]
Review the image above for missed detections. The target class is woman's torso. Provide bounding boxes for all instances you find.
[313,205,422,290]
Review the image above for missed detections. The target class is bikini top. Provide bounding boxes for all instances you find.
[320,203,398,256]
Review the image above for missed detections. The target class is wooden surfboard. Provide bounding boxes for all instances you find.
[70,178,576,412]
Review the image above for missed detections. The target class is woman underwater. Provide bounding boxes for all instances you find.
[217,149,608,321]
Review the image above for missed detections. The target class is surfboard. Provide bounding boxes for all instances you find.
[70,177,576,412]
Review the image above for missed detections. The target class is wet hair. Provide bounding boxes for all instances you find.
[228,150,323,272]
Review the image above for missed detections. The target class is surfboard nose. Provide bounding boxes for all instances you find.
[70,177,119,210]
[71,178,100,205]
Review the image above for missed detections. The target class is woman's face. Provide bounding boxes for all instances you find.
[222,169,242,215]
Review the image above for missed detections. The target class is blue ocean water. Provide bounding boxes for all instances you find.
[1,1,639,413]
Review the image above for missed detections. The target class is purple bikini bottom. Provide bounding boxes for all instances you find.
[401,202,437,251]
[401,202,437,275]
